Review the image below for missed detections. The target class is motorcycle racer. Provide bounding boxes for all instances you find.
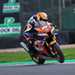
[22,12,56,56]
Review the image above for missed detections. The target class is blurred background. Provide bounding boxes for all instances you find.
[0,0,75,48]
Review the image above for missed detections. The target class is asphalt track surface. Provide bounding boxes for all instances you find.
[0,60,75,75]
[0,44,75,75]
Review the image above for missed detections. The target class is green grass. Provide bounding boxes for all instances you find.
[0,48,75,63]
[0,52,31,63]
[63,48,75,59]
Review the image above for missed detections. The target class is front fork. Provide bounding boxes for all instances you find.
[45,34,57,57]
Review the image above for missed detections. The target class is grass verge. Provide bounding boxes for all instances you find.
[0,48,75,63]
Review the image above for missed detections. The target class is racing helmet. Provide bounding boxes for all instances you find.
[36,12,48,21]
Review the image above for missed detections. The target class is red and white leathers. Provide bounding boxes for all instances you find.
[23,15,55,55]
[24,15,55,34]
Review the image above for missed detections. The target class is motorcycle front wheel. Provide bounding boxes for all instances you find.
[52,43,65,63]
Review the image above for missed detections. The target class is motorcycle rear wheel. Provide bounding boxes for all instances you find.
[31,55,45,65]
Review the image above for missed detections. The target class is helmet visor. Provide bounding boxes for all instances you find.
[40,18,48,21]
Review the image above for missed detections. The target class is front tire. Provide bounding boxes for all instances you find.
[52,43,64,63]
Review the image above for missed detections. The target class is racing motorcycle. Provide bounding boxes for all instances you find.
[20,21,64,64]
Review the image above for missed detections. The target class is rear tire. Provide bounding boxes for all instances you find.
[31,55,45,65]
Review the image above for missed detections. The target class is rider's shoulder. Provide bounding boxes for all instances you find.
[28,15,35,23]
[29,15,35,20]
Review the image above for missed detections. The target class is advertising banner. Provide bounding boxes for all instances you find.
[3,3,20,13]
[0,23,21,38]
[0,0,21,38]
[0,17,21,38]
